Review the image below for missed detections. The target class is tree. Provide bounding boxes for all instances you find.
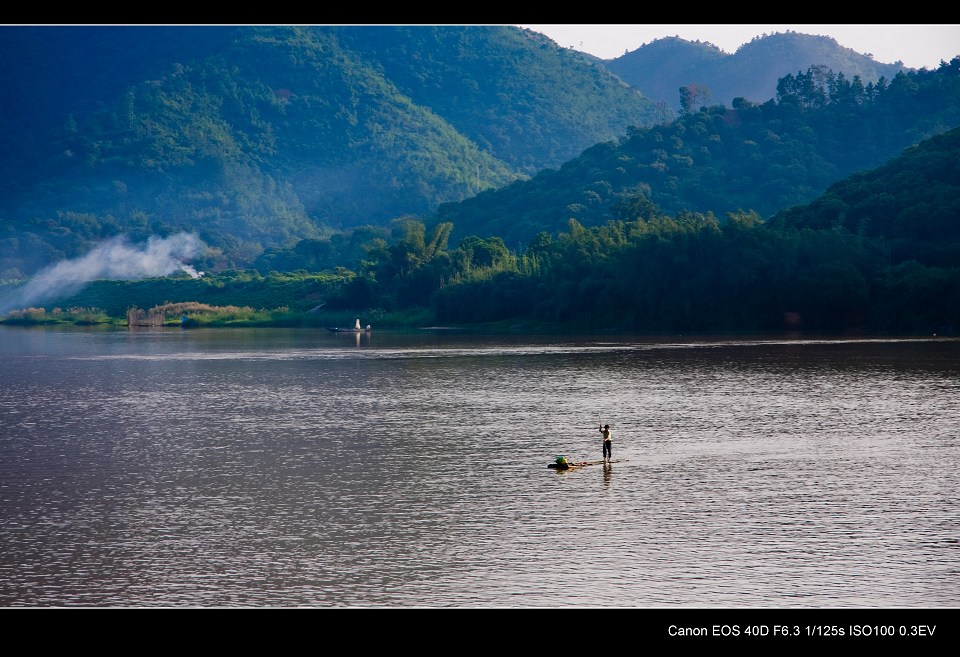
[456,235,511,269]
[679,84,710,115]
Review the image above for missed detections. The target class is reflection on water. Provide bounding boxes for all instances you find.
[0,326,958,607]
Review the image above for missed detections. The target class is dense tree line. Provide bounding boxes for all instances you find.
[309,211,953,334]
[37,198,954,334]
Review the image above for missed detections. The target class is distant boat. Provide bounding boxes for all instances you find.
[327,319,371,333]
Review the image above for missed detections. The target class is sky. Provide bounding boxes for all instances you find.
[519,24,960,70]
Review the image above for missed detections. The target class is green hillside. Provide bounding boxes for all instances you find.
[770,126,960,267]
[431,60,960,249]
[0,25,660,279]
[335,25,659,174]
[11,122,959,335]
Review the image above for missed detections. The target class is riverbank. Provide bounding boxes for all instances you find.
[0,309,594,335]
[2,309,950,342]
[0,305,428,330]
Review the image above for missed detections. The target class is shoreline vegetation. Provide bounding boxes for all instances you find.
[0,303,524,332]
[0,304,428,330]
[0,304,951,339]
[0,305,602,335]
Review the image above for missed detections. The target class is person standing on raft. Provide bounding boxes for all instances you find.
[599,424,612,460]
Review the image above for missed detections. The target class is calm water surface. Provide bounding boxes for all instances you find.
[0,325,958,608]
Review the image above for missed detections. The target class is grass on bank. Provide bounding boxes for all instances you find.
[0,302,439,329]
[0,306,120,326]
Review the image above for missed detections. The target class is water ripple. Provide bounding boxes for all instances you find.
[1,328,958,607]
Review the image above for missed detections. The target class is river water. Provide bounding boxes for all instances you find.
[0,325,957,609]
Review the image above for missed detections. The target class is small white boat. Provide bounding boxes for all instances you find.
[327,318,372,333]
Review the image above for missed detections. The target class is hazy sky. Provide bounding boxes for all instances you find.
[519,24,960,70]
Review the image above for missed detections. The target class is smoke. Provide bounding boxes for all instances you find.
[0,233,206,315]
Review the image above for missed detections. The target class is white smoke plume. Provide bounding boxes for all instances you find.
[0,233,206,315]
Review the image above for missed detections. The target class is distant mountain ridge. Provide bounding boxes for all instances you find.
[604,31,911,111]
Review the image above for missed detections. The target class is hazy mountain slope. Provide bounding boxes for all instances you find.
[0,25,662,277]
[0,26,241,193]
[1,27,518,273]
[603,36,726,111]
[334,25,660,174]
[606,31,912,111]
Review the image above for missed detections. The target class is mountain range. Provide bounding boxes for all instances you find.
[0,25,956,282]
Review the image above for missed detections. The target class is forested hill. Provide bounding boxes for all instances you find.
[3,26,957,285]
[24,123,960,335]
[332,26,658,174]
[604,31,912,112]
[0,25,658,279]
[769,125,960,267]
[431,59,960,249]
[0,26,238,180]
